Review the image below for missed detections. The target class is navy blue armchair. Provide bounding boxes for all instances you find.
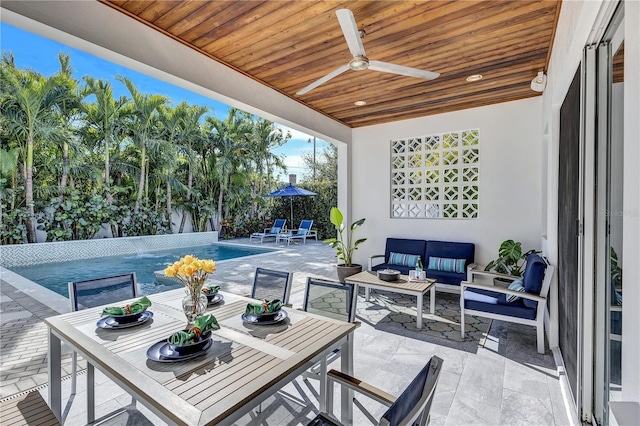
[460,253,554,354]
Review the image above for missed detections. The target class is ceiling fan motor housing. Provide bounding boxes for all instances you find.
[349,56,370,70]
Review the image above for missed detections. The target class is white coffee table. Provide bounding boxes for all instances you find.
[345,271,436,329]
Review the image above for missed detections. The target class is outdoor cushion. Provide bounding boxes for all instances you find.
[297,228,308,235]
[463,287,536,320]
[384,239,426,265]
[506,279,525,302]
[522,253,547,308]
[270,227,281,234]
[389,252,421,267]
[427,256,466,273]
[371,263,412,275]
[425,269,466,285]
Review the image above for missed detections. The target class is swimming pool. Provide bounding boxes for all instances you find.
[9,244,272,298]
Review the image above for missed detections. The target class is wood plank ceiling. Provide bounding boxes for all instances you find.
[101,0,562,128]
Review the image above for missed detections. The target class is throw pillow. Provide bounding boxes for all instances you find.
[388,252,421,267]
[506,279,525,302]
[427,257,466,273]
[297,228,308,236]
[270,227,281,234]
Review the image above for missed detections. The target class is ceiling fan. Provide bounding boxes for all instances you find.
[296,9,440,96]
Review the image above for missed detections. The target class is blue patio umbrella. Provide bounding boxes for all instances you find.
[264,183,317,226]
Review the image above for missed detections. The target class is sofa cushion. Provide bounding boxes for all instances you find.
[463,287,537,320]
[425,240,475,267]
[371,263,412,275]
[427,256,466,273]
[522,254,547,308]
[389,252,421,267]
[506,279,525,302]
[384,238,426,264]
[425,269,466,285]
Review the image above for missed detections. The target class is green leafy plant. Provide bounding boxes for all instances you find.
[485,239,538,277]
[611,247,622,288]
[323,207,366,267]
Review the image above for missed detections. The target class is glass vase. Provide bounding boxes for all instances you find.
[182,287,208,325]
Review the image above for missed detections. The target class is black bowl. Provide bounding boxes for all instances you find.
[109,311,144,324]
[167,331,212,355]
[252,309,281,321]
[377,269,401,282]
[205,292,218,302]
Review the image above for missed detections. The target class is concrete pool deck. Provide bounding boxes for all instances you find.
[0,238,575,425]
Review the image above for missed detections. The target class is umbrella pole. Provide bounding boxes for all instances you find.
[290,197,294,229]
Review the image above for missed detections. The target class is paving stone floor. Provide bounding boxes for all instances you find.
[0,238,576,425]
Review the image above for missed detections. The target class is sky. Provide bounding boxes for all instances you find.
[0,23,328,184]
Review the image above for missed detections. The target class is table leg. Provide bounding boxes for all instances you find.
[87,362,95,423]
[430,286,436,314]
[48,329,62,423]
[417,293,423,329]
[365,286,371,301]
[340,333,354,425]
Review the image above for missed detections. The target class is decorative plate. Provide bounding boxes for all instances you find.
[241,309,288,325]
[207,293,224,306]
[146,339,212,363]
[97,311,153,329]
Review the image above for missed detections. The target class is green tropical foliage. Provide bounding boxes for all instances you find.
[324,207,366,267]
[0,52,337,244]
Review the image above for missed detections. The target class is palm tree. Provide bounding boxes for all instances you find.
[205,108,251,231]
[117,76,166,213]
[81,77,129,200]
[0,53,76,242]
[160,102,208,233]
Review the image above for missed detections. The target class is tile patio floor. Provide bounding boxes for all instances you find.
[0,238,576,425]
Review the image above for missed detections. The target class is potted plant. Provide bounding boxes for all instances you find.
[324,207,366,282]
[485,239,538,284]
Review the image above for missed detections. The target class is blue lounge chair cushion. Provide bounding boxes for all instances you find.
[270,227,281,234]
[297,228,308,235]
[522,254,547,308]
[463,287,536,320]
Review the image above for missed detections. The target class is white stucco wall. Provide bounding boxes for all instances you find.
[351,97,543,268]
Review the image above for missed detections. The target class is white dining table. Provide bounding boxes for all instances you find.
[46,289,356,425]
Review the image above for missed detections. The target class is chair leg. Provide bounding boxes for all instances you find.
[460,313,465,338]
[536,323,545,354]
[71,352,77,395]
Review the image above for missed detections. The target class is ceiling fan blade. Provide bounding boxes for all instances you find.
[296,65,350,95]
[336,9,366,58]
[369,60,440,80]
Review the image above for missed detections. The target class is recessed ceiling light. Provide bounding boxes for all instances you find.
[354,100,367,106]
[466,74,483,82]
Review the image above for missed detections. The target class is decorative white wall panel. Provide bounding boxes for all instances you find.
[390,129,479,219]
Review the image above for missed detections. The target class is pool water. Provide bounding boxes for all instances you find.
[9,244,271,298]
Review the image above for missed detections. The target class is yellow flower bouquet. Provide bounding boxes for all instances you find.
[164,255,216,324]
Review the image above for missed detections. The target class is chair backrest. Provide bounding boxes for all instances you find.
[303,278,357,323]
[273,218,286,230]
[425,240,475,268]
[299,220,313,233]
[251,268,293,304]
[68,273,138,312]
[380,356,444,426]
[384,238,426,263]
